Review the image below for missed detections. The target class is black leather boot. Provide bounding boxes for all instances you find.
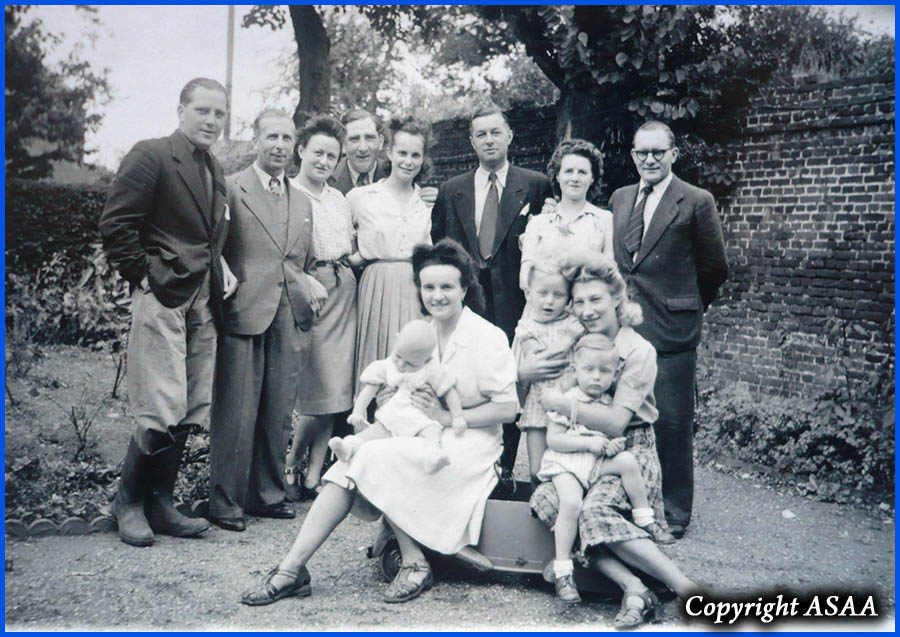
[144,434,210,537]
[111,438,154,547]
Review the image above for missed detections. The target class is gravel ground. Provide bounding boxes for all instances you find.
[5,463,894,631]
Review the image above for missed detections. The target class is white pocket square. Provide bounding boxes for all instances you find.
[223,204,230,221]
[519,203,530,216]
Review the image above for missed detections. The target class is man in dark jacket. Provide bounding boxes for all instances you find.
[99,78,237,546]
[609,120,729,538]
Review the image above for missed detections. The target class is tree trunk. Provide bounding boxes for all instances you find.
[555,89,602,142]
[288,6,330,127]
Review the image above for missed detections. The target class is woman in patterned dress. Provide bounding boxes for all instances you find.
[528,255,698,629]
[284,115,359,500]
[348,116,433,382]
[518,138,613,294]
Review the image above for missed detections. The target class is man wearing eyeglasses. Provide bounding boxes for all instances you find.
[610,120,728,539]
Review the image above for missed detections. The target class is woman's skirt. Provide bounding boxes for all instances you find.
[355,260,421,382]
[295,261,357,415]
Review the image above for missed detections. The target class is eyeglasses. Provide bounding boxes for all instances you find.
[632,149,672,162]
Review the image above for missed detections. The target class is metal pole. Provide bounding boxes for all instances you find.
[224,5,235,140]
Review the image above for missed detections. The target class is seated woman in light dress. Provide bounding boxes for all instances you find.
[241,239,519,606]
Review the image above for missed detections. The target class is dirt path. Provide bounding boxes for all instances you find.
[5,464,894,631]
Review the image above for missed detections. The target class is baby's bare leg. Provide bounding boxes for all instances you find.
[525,429,548,485]
[328,422,391,463]
[550,472,584,562]
[418,423,450,472]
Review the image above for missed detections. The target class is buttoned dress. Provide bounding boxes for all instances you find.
[348,182,433,383]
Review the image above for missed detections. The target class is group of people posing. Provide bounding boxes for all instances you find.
[99,76,728,628]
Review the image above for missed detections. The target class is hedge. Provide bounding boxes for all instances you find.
[6,178,108,274]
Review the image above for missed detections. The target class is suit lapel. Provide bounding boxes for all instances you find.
[209,159,228,244]
[450,172,480,258]
[492,165,527,259]
[171,133,211,232]
[612,184,639,270]
[284,183,311,255]
[633,177,683,268]
[239,168,284,251]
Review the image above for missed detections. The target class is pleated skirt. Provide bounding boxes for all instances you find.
[354,260,422,383]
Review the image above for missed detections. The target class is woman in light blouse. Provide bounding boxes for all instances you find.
[285,115,358,500]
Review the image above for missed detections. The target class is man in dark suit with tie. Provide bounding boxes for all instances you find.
[610,120,729,538]
[432,107,554,486]
[328,109,388,194]
[207,109,328,531]
[99,78,237,546]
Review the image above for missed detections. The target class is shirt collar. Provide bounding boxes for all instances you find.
[549,202,601,225]
[475,161,509,189]
[252,161,285,191]
[347,161,376,187]
[639,172,674,197]
[177,130,204,157]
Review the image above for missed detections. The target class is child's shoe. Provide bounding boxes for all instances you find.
[555,573,581,604]
[643,520,676,545]
[328,436,358,463]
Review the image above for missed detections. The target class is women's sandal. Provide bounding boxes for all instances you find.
[382,563,433,604]
[240,566,312,606]
[613,589,659,630]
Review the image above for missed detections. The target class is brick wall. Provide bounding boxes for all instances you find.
[703,73,895,397]
[428,75,895,398]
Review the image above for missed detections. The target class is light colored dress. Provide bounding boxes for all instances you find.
[349,182,432,383]
[322,306,518,554]
[515,313,584,430]
[518,202,614,289]
[291,180,358,414]
[537,386,614,489]
[360,357,455,437]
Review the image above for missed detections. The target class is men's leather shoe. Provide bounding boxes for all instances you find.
[667,523,687,539]
[246,502,296,519]
[209,515,246,532]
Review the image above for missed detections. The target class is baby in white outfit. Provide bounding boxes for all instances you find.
[329,320,466,472]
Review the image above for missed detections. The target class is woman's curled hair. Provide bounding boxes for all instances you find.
[561,252,642,327]
[385,114,434,185]
[546,138,604,202]
[295,114,346,151]
[412,239,485,315]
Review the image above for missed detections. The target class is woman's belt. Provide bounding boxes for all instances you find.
[312,257,351,285]
[365,257,411,265]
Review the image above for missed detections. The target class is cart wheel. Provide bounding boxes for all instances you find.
[378,538,402,583]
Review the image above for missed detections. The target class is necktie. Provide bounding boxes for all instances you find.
[624,184,653,257]
[479,172,499,259]
[268,176,283,197]
[356,172,369,187]
[193,148,212,204]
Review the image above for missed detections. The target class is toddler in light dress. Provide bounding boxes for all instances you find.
[538,333,673,602]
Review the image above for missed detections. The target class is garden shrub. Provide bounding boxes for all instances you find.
[5,178,108,274]
[6,242,131,347]
[694,382,894,498]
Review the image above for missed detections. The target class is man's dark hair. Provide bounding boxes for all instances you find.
[469,106,509,133]
[179,78,229,108]
[341,108,384,137]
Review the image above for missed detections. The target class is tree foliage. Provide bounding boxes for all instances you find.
[5,6,110,180]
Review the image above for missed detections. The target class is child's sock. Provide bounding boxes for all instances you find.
[553,559,574,579]
[632,507,654,527]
